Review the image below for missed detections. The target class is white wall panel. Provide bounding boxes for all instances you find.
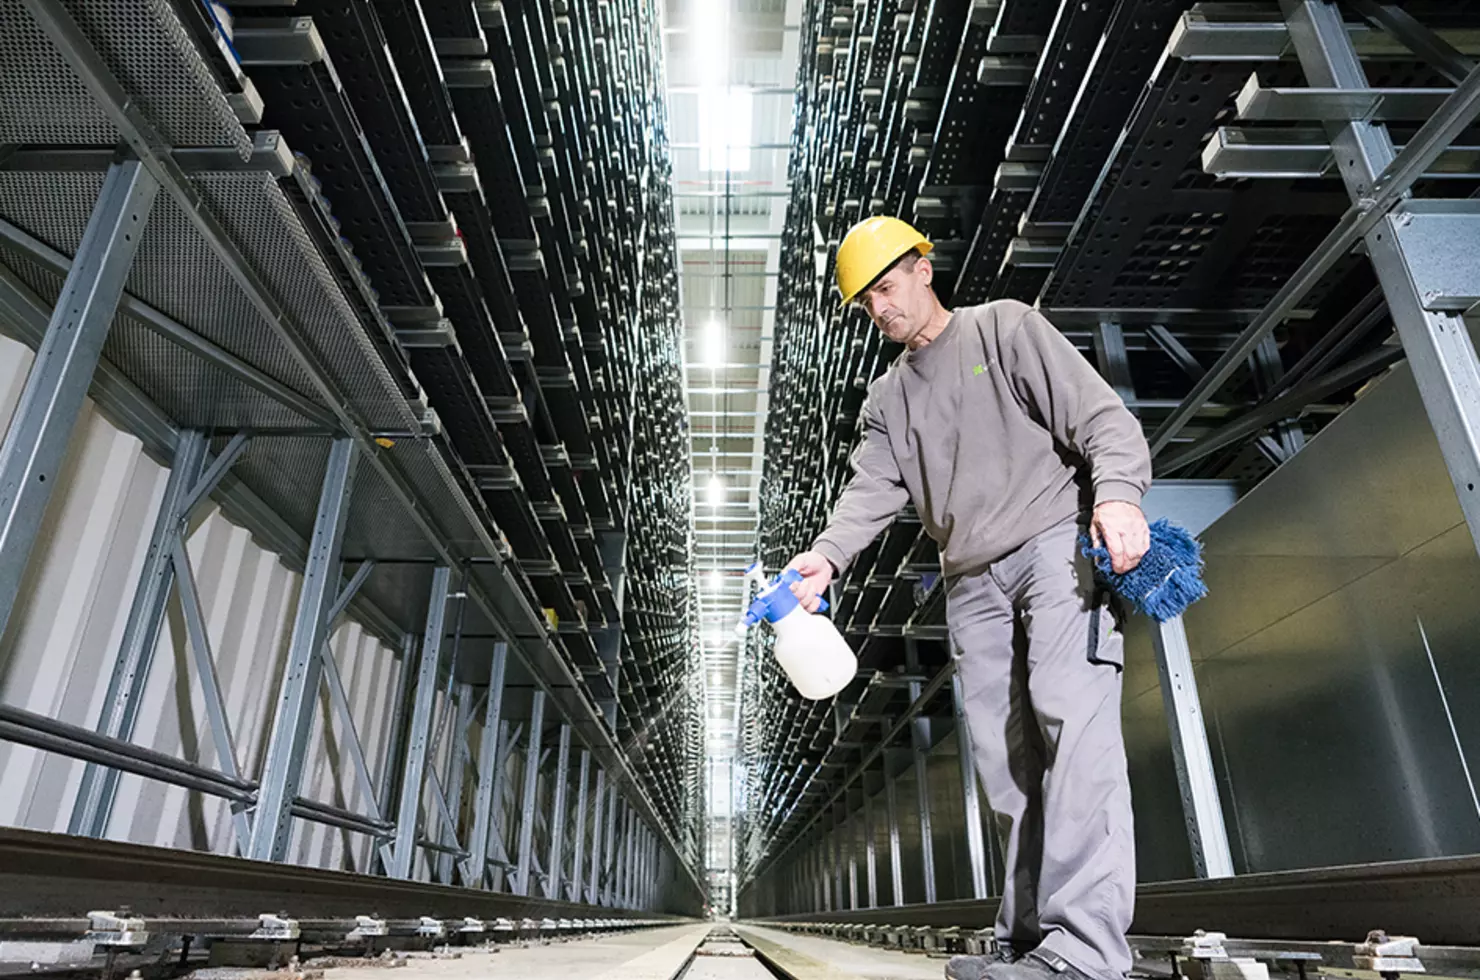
[0,334,409,874]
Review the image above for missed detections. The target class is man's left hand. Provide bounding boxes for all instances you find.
[1091,500,1150,574]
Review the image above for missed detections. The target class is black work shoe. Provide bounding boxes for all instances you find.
[977,950,1099,980]
[944,944,1019,980]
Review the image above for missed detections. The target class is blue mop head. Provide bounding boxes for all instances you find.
[1080,518,1208,622]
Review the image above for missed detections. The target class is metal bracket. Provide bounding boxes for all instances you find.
[1387,201,1480,315]
[83,912,148,948]
[348,916,388,941]
[232,17,327,66]
[250,914,300,941]
[1355,933,1425,975]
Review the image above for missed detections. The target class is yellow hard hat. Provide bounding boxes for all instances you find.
[834,216,934,306]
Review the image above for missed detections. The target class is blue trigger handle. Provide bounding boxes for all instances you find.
[779,568,829,613]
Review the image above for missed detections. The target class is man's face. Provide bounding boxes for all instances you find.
[854,254,935,345]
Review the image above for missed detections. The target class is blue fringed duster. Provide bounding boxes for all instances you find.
[1081,518,1208,622]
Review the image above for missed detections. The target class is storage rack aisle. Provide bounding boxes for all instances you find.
[0,0,702,927]
[740,0,1480,926]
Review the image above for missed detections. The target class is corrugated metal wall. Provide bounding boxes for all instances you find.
[0,333,411,873]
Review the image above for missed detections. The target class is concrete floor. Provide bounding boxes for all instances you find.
[312,925,710,980]
[737,925,947,979]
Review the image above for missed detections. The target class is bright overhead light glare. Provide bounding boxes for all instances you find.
[709,570,724,591]
[703,317,725,366]
[708,632,727,649]
[692,0,728,88]
[698,88,754,172]
[707,474,724,507]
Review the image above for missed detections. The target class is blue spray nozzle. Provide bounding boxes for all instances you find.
[741,568,829,629]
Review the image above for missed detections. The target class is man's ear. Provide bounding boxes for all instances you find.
[917,256,934,286]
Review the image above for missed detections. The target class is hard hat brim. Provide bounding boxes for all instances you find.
[838,239,935,307]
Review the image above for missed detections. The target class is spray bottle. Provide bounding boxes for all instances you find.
[736,566,858,700]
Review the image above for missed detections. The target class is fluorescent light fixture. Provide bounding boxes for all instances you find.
[708,631,727,648]
[703,317,725,366]
[709,570,724,591]
[707,474,724,507]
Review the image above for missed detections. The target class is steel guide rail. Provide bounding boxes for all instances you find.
[749,850,1480,953]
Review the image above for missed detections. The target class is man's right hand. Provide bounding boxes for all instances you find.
[785,551,835,613]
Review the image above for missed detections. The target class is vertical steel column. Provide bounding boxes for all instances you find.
[377,634,418,841]
[464,642,508,885]
[623,810,637,909]
[1094,320,1137,408]
[437,684,473,883]
[70,432,206,837]
[513,691,546,896]
[600,785,619,906]
[909,679,938,904]
[1151,618,1235,878]
[1283,0,1480,555]
[636,825,649,910]
[817,839,827,911]
[953,673,991,898]
[488,719,515,891]
[249,438,358,862]
[569,750,591,901]
[829,819,841,911]
[609,801,626,908]
[864,790,878,908]
[0,159,158,641]
[546,725,572,899]
[586,768,608,903]
[847,811,859,909]
[388,566,452,878]
[885,772,905,905]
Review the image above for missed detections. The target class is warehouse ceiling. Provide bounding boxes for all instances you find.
[664,0,800,878]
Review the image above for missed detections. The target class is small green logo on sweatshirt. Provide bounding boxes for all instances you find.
[972,363,986,376]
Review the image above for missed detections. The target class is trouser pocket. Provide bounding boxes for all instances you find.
[1085,587,1125,671]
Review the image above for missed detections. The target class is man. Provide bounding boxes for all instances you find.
[784,216,1152,980]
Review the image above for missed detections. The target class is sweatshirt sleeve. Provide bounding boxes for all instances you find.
[811,388,910,576]
[998,303,1152,507]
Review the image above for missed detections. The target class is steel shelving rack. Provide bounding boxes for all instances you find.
[0,0,703,910]
[740,0,1480,912]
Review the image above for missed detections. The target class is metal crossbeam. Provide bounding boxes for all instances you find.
[463,643,508,885]
[1282,0,1480,553]
[514,692,547,896]
[0,160,157,640]
[70,433,206,838]
[546,725,573,899]
[390,566,451,878]
[250,438,358,862]
[1149,55,1480,454]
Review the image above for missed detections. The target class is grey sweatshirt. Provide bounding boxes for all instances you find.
[812,300,1152,579]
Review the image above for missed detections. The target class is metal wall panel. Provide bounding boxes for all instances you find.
[1123,349,1480,882]
[0,334,404,872]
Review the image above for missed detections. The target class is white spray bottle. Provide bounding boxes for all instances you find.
[736,567,858,700]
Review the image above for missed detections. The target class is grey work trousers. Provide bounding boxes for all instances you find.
[947,518,1134,980]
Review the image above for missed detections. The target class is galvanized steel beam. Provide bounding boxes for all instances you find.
[0,159,157,640]
[514,692,546,896]
[463,642,508,885]
[388,566,451,877]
